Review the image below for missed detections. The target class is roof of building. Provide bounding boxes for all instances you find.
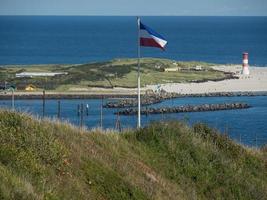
[15,72,68,77]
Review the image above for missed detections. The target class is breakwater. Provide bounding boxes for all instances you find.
[104,91,178,108]
[0,91,267,100]
[104,97,160,108]
[116,103,250,115]
[104,91,267,108]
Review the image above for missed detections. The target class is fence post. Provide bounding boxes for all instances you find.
[57,100,61,119]
[115,113,121,132]
[80,103,84,128]
[42,90,45,117]
[11,88,15,110]
[86,104,89,116]
[255,133,258,147]
[77,104,80,117]
[100,96,103,128]
[223,124,229,138]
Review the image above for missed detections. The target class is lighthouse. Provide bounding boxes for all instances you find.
[242,52,250,75]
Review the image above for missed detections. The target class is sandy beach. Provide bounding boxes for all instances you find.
[146,65,267,94]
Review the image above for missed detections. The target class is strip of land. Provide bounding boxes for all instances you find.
[146,66,267,94]
[1,59,267,99]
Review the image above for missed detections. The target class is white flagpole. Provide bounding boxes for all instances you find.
[137,17,141,128]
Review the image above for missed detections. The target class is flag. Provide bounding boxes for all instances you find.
[139,21,167,50]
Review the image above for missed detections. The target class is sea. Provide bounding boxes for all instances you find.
[0,16,267,65]
[0,16,267,147]
[0,96,267,147]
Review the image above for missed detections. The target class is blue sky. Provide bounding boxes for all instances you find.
[1,0,267,16]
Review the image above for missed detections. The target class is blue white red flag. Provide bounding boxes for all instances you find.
[139,21,167,50]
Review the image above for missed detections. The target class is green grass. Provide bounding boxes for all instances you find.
[0,58,226,91]
[0,110,266,199]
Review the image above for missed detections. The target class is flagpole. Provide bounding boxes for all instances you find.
[137,17,141,128]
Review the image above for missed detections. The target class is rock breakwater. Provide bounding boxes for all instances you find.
[104,91,178,108]
[104,91,264,108]
[116,102,250,115]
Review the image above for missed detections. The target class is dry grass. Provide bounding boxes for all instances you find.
[0,110,266,199]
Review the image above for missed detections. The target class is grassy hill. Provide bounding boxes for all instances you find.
[0,58,227,91]
[0,110,266,199]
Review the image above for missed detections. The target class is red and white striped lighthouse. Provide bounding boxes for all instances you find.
[242,52,250,75]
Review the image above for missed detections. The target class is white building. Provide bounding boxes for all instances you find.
[16,72,68,78]
[164,67,180,72]
[195,65,202,71]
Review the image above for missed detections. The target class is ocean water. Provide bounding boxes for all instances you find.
[0,96,267,147]
[0,16,267,65]
[0,16,267,147]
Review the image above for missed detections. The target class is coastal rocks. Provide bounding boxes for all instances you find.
[115,102,250,115]
[104,90,179,108]
[0,91,267,100]
[103,97,161,108]
[179,92,264,97]
[104,90,265,108]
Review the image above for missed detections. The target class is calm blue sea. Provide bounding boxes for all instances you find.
[0,16,267,65]
[0,16,267,147]
[0,96,267,147]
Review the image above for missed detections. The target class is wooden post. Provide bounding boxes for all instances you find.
[255,133,258,147]
[11,88,14,110]
[224,124,229,138]
[80,103,84,128]
[86,104,89,116]
[115,113,121,132]
[42,90,45,117]
[100,96,103,128]
[57,100,61,118]
[77,104,80,117]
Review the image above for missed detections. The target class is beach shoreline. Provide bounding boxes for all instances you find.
[146,65,267,94]
[1,91,267,100]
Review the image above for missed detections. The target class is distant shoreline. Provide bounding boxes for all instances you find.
[1,64,267,100]
[1,91,267,100]
[147,66,267,95]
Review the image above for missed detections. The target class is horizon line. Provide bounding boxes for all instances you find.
[0,14,267,17]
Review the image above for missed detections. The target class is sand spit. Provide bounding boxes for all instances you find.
[146,65,267,94]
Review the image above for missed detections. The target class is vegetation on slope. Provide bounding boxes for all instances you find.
[0,110,266,199]
[0,58,226,91]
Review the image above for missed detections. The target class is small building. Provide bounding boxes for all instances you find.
[164,67,180,72]
[195,65,202,71]
[155,64,162,69]
[16,72,68,78]
[25,84,37,91]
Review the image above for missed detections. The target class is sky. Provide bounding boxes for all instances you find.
[0,0,267,16]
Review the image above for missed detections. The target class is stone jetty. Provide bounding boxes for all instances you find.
[103,90,265,108]
[103,96,161,108]
[0,91,266,100]
[115,102,250,115]
[104,90,179,108]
